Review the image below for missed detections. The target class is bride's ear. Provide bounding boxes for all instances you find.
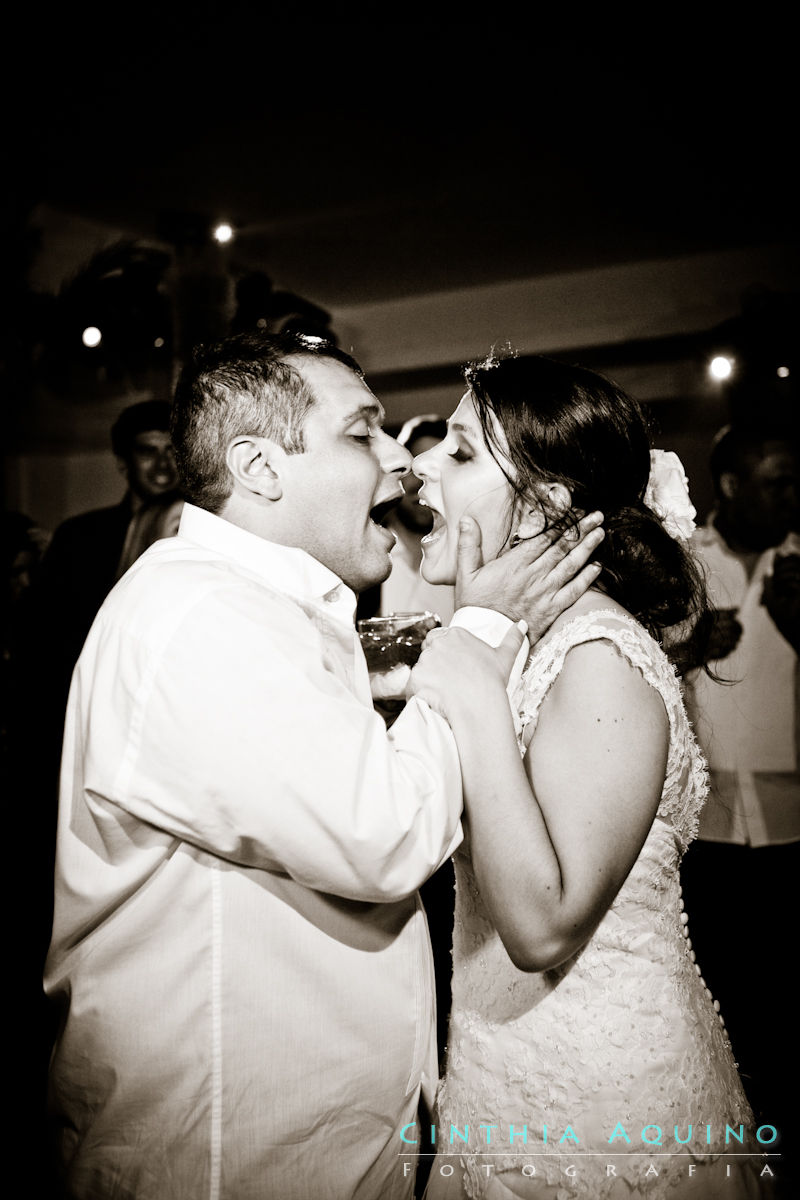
[514,502,546,540]
[542,481,572,517]
[514,483,573,538]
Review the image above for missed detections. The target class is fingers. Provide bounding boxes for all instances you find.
[550,560,604,610]
[504,511,604,565]
[422,626,448,648]
[494,620,528,681]
[548,512,605,561]
[543,524,606,591]
[455,516,484,580]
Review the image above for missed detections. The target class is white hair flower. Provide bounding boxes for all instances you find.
[644,449,697,541]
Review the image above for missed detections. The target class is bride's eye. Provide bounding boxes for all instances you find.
[450,447,472,463]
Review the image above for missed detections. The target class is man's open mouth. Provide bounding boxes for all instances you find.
[369,495,403,527]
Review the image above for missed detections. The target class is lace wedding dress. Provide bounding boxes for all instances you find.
[426,612,767,1200]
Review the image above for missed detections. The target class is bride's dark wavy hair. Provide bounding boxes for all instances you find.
[465,351,710,671]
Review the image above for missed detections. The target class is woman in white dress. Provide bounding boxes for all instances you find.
[408,353,770,1199]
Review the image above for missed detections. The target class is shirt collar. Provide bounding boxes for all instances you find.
[178,502,356,616]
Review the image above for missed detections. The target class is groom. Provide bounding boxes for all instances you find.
[44,331,603,1200]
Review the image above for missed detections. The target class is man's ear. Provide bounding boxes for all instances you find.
[115,455,130,483]
[226,436,285,500]
[719,471,739,502]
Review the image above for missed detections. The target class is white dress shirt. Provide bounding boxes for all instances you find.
[686,520,800,846]
[45,502,478,1200]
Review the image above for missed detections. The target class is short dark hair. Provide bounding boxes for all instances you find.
[708,422,798,494]
[111,400,171,459]
[171,331,363,512]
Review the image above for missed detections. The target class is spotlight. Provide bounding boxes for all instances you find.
[709,355,734,381]
[777,366,790,378]
[213,223,234,244]
[82,326,102,348]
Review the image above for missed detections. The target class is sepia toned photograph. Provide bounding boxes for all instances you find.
[3,11,797,1199]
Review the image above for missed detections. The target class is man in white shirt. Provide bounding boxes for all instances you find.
[682,420,799,1148]
[44,332,604,1200]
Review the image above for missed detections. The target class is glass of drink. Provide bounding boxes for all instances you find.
[357,611,441,720]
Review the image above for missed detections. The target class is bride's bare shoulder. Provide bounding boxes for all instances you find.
[539,589,633,646]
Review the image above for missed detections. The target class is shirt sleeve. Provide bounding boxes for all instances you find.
[450,606,528,692]
[81,578,464,903]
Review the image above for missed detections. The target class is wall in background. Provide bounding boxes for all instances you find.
[6,217,796,532]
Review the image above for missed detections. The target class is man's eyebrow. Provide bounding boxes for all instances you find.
[342,403,385,425]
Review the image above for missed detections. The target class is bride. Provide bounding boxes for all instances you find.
[407,352,768,1199]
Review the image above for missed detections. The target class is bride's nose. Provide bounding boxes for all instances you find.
[412,447,435,481]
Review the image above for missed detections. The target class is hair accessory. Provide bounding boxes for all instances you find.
[644,449,697,541]
[465,342,517,381]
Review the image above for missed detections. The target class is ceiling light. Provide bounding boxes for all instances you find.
[709,355,734,381]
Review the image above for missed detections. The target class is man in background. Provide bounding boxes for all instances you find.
[33,398,179,696]
[681,419,799,1169]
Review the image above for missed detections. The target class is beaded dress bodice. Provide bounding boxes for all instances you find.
[435,612,757,1199]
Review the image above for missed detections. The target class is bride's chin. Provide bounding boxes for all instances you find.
[419,554,455,588]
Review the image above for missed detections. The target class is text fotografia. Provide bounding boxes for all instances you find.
[401,1161,779,1184]
[400,1122,779,1149]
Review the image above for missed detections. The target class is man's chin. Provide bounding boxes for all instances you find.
[348,556,394,596]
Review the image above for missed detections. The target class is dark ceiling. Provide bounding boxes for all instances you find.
[8,13,798,309]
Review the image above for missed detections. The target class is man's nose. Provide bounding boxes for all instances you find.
[377,431,412,479]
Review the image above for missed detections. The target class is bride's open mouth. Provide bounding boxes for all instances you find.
[418,499,446,544]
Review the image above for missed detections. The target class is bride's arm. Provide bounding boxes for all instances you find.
[408,628,669,971]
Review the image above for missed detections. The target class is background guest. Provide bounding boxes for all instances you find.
[112,492,185,583]
[681,418,799,1170]
[30,399,178,699]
